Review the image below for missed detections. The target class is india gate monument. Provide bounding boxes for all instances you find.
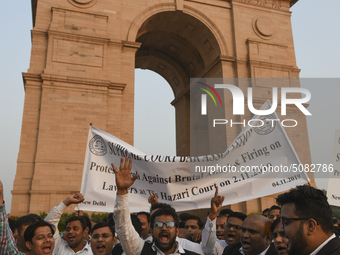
[11,0,314,216]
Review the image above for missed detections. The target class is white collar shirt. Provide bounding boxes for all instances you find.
[239,244,270,255]
[310,234,336,255]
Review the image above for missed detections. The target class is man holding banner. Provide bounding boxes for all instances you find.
[113,157,201,255]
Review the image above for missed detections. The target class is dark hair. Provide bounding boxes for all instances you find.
[270,217,281,233]
[150,208,179,229]
[80,215,92,233]
[137,211,150,224]
[268,205,281,214]
[276,185,333,234]
[91,222,115,235]
[228,212,247,222]
[219,209,234,216]
[150,203,172,214]
[27,214,42,221]
[262,208,270,216]
[8,218,18,234]
[185,214,203,229]
[24,221,55,243]
[17,215,35,234]
[65,216,87,231]
[106,213,115,227]
[178,212,191,222]
[131,214,142,235]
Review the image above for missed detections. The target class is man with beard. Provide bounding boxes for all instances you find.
[44,193,93,255]
[276,185,340,255]
[222,215,276,255]
[201,187,247,255]
[112,157,200,255]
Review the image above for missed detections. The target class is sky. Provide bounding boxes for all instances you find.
[1,0,339,214]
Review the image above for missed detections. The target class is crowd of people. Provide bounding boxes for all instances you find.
[1,156,340,255]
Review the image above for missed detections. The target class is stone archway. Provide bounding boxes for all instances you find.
[134,10,225,156]
[11,0,313,216]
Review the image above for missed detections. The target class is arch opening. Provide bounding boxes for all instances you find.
[134,11,223,155]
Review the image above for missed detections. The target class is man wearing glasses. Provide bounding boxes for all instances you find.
[90,222,116,255]
[201,187,246,255]
[112,157,200,255]
[276,185,340,255]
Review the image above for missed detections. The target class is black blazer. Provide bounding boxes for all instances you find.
[222,242,277,255]
[316,237,340,255]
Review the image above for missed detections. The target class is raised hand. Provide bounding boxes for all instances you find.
[63,192,84,206]
[209,186,224,219]
[148,191,158,204]
[112,157,139,195]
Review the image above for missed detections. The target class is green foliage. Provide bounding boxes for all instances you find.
[39,212,47,220]
[90,212,109,223]
[27,211,110,232]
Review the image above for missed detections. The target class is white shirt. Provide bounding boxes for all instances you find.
[239,244,270,255]
[201,217,228,255]
[44,201,93,255]
[310,234,336,255]
[114,194,201,255]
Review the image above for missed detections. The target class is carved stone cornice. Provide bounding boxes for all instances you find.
[233,0,291,10]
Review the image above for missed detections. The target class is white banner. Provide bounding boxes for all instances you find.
[79,101,309,212]
[327,130,340,206]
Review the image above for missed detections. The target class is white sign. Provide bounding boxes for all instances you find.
[327,130,340,206]
[79,101,309,212]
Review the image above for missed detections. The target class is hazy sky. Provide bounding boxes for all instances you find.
[1,0,339,213]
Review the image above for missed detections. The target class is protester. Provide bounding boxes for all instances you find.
[201,187,246,255]
[224,212,247,246]
[90,222,116,255]
[270,218,288,255]
[44,192,93,255]
[222,215,276,255]
[185,214,203,243]
[277,185,340,255]
[267,206,280,222]
[216,215,228,241]
[0,179,23,254]
[137,211,151,241]
[148,193,205,254]
[24,220,55,255]
[219,209,234,218]
[112,156,201,255]
[111,214,143,255]
[16,215,37,254]
[262,209,270,218]
[1,179,55,255]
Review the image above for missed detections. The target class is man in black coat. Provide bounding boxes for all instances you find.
[277,185,340,255]
[222,215,277,255]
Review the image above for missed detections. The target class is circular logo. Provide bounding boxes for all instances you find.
[89,135,107,156]
[68,0,98,8]
[253,114,276,135]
